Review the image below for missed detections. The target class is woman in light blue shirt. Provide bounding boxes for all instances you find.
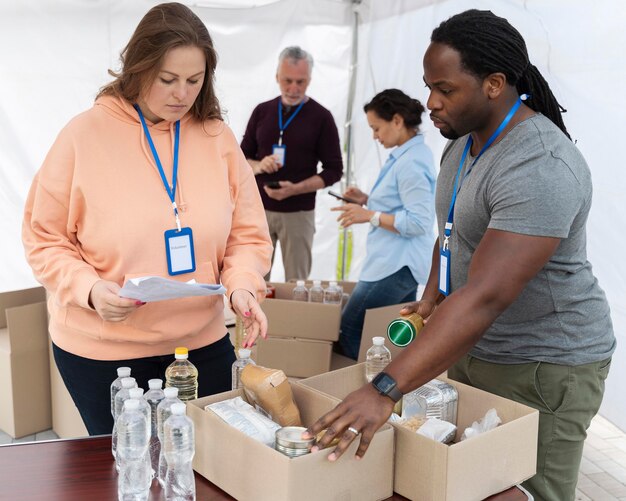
[333,89,436,359]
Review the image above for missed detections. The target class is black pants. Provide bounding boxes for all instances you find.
[52,334,236,436]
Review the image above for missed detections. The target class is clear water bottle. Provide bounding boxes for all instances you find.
[292,280,309,301]
[323,281,343,304]
[128,388,153,480]
[111,367,131,418]
[144,379,165,479]
[309,280,324,303]
[365,336,392,383]
[157,387,182,488]
[113,377,137,461]
[117,399,151,501]
[231,348,256,390]
[164,402,196,501]
[165,347,198,402]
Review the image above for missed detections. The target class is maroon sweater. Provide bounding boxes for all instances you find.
[240,96,343,212]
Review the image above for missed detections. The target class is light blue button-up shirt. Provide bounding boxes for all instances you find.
[360,134,436,284]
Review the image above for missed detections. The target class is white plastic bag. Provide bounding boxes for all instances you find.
[461,408,501,441]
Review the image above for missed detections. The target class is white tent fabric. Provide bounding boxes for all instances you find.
[1,0,624,430]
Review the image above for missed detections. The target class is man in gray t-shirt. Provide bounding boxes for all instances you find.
[304,10,615,501]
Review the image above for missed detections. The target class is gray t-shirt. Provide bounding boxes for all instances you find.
[436,114,615,365]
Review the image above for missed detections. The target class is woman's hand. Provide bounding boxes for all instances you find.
[344,186,368,206]
[230,289,268,348]
[331,203,373,228]
[399,298,438,323]
[89,280,144,322]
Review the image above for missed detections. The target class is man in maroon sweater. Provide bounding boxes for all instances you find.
[241,46,343,281]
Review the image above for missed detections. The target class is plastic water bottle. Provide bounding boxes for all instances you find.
[165,347,198,402]
[113,377,137,461]
[128,388,153,480]
[234,315,246,353]
[117,399,151,501]
[231,348,256,390]
[157,387,182,487]
[111,367,131,418]
[144,379,165,479]
[164,403,196,501]
[365,336,392,383]
[323,281,343,304]
[309,280,324,303]
[292,280,309,301]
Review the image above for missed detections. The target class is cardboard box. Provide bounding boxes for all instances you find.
[48,341,88,438]
[188,383,395,501]
[255,337,333,378]
[262,282,341,341]
[0,287,51,438]
[299,364,539,501]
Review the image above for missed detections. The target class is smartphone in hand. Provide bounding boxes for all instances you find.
[328,190,358,204]
[264,181,282,189]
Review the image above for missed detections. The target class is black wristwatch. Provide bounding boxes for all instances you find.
[371,372,403,402]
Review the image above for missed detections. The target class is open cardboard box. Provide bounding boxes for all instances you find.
[255,337,333,378]
[298,363,539,501]
[357,303,412,363]
[187,382,394,501]
[0,287,51,438]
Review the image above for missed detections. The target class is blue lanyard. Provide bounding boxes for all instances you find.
[443,97,523,249]
[134,104,182,231]
[277,99,306,145]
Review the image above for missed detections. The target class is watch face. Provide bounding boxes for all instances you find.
[373,372,396,394]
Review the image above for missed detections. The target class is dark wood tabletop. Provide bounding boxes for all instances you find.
[0,436,527,500]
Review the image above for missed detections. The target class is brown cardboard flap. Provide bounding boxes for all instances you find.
[255,337,333,378]
[0,287,46,329]
[5,302,48,353]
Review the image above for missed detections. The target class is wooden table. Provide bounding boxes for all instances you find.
[0,436,527,500]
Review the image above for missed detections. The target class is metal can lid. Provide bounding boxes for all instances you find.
[387,317,419,347]
[275,426,315,449]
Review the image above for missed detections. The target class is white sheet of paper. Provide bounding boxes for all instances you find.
[119,276,226,302]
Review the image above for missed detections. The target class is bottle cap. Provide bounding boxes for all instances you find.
[148,379,163,389]
[129,387,144,399]
[121,377,136,388]
[174,347,189,359]
[124,399,140,411]
[171,402,186,415]
[387,313,423,347]
[164,387,179,398]
[117,367,131,377]
[296,280,305,286]
[238,348,252,359]
[373,336,385,346]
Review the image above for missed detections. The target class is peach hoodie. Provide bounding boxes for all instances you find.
[23,95,272,360]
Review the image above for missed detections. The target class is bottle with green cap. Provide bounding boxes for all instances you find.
[387,312,424,347]
[165,347,198,402]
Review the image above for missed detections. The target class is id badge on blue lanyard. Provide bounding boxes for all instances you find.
[275,99,305,168]
[438,96,524,296]
[135,104,196,276]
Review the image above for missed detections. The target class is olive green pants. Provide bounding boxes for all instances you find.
[449,355,611,501]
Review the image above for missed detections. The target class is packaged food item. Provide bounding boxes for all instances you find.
[265,285,276,299]
[387,312,424,347]
[240,364,302,427]
[275,426,315,457]
[401,379,458,425]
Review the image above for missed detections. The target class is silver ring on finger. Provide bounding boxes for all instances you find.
[347,426,359,435]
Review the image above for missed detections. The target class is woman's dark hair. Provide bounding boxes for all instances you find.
[431,9,570,139]
[363,89,425,129]
[98,2,221,121]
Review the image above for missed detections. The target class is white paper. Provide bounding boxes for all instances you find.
[119,276,226,302]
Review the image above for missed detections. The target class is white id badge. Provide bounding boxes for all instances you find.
[272,144,286,166]
[164,227,196,276]
[439,247,451,296]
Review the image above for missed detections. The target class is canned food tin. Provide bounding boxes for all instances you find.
[275,426,315,458]
[402,379,458,425]
[387,312,424,347]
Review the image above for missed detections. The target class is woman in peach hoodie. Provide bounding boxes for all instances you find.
[22,3,272,435]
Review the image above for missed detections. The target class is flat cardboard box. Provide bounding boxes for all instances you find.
[0,287,51,438]
[262,282,341,341]
[299,364,539,501]
[255,336,333,378]
[188,383,394,501]
[48,341,88,438]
